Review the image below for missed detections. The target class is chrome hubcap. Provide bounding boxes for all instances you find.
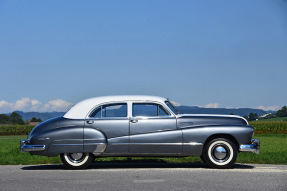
[213,146,227,160]
[68,153,84,162]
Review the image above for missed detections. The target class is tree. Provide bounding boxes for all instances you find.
[10,112,24,125]
[276,106,287,117]
[248,112,258,121]
[0,114,10,124]
[30,117,42,122]
[243,115,248,121]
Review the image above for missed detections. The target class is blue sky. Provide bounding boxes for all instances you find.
[0,0,286,113]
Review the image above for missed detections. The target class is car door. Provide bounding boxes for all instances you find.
[84,102,130,154]
[129,102,182,154]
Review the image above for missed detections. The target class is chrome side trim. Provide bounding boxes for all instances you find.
[183,142,203,146]
[180,122,194,125]
[38,138,50,141]
[239,139,260,154]
[110,143,182,146]
[52,144,83,146]
[110,142,203,146]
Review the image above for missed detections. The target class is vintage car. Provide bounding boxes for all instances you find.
[20,95,260,169]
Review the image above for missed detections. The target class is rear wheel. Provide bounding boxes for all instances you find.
[60,153,95,170]
[203,138,237,169]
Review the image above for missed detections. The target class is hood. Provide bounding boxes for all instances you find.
[177,114,248,128]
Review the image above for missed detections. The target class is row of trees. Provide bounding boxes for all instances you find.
[276,106,287,117]
[243,113,259,121]
[243,106,287,121]
[0,112,42,125]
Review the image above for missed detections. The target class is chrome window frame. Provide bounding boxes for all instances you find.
[165,100,180,115]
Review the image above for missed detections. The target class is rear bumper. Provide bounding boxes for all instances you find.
[239,139,260,154]
[20,139,46,153]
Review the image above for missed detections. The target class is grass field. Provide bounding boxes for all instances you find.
[0,134,286,165]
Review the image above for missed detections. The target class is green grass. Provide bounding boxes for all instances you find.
[0,136,61,165]
[0,134,286,165]
[236,134,287,164]
[257,117,287,122]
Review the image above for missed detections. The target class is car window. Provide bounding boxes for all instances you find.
[159,105,169,116]
[90,103,127,118]
[132,103,170,117]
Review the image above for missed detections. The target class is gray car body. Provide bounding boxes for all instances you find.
[27,100,254,158]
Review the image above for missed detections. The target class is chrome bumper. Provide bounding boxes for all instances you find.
[239,139,260,154]
[20,139,46,153]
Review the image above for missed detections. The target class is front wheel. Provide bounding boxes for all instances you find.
[203,138,237,169]
[60,153,95,170]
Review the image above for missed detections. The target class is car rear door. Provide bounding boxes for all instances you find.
[84,102,130,154]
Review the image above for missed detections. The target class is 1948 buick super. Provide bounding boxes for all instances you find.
[20,95,260,169]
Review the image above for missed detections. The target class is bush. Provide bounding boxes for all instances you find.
[250,121,287,134]
[0,125,35,136]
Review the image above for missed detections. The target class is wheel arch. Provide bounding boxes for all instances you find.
[204,134,239,150]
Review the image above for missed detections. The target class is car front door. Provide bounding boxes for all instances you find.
[129,102,182,154]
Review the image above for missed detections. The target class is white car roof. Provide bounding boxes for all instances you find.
[63,95,167,119]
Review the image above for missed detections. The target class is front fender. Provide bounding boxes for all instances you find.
[181,125,254,155]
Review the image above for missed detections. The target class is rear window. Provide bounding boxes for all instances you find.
[90,103,127,118]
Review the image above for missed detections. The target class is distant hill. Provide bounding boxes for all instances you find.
[177,106,274,116]
[8,111,65,121]
[3,106,275,122]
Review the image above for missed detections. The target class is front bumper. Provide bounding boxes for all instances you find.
[239,139,260,154]
[20,139,46,153]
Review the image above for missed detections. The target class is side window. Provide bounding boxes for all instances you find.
[159,105,169,116]
[132,103,170,117]
[90,103,127,118]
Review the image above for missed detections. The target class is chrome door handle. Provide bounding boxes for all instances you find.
[130,118,138,123]
[86,120,94,124]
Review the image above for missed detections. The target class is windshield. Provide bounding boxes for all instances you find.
[165,101,180,115]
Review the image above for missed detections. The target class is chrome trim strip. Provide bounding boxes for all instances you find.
[110,142,203,146]
[110,143,182,146]
[38,138,49,141]
[180,122,194,125]
[86,117,129,120]
[183,142,203,146]
[130,116,176,120]
[84,143,106,145]
[52,144,83,146]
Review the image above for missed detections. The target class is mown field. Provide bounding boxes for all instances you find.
[0,134,286,165]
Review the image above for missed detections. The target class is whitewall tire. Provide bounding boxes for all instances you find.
[60,153,95,170]
[203,138,237,169]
